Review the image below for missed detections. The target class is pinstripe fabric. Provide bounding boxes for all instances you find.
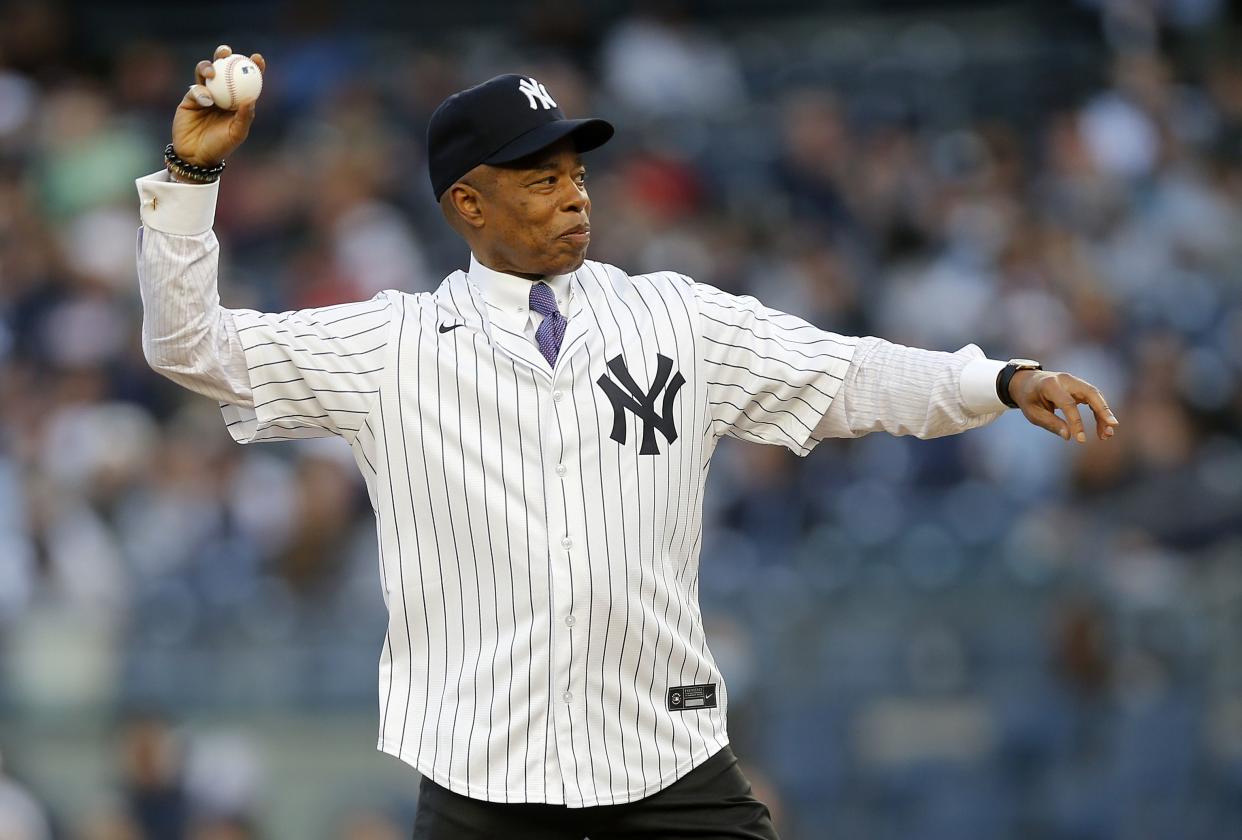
[135,170,1007,808]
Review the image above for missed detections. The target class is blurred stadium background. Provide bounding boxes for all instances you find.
[2,0,1242,838]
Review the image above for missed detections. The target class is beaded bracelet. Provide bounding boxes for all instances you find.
[164,143,226,183]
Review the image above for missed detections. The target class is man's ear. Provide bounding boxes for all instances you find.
[448,182,486,229]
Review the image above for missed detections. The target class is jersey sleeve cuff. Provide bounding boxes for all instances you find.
[135,169,220,236]
[959,353,1009,415]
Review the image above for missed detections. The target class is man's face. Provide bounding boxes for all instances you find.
[462,138,592,277]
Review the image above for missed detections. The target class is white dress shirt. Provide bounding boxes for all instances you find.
[471,254,573,342]
[134,169,1008,808]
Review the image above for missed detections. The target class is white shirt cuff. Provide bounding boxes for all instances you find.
[959,356,1009,415]
[135,169,220,235]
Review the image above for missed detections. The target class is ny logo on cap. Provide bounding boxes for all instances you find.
[518,77,557,110]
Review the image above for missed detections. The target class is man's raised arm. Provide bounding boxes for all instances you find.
[138,166,260,407]
[136,45,396,446]
[136,44,264,407]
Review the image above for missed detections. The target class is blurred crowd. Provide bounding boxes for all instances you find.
[2,0,1241,838]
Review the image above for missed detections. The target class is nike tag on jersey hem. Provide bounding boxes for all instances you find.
[439,323,464,333]
[668,683,717,711]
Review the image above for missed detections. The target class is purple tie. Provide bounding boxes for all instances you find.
[529,281,566,366]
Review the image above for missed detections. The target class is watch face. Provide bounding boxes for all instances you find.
[1009,358,1041,369]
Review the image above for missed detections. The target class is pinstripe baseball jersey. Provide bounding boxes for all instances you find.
[135,170,1008,807]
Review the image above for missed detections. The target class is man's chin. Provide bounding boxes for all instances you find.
[544,249,588,276]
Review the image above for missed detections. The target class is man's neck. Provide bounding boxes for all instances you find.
[473,252,542,281]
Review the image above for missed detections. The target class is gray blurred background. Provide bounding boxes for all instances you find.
[1,0,1241,838]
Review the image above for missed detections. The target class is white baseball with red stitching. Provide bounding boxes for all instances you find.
[205,54,263,110]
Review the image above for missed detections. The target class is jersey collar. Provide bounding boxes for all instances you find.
[468,253,574,336]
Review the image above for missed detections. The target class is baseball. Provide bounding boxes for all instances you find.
[205,54,263,110]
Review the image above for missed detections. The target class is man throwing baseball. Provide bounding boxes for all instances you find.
[136,46,1119,840]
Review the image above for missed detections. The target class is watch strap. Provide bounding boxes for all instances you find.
[996,360,1041,409]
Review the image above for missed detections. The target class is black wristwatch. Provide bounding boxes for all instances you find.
[996,358,1042,409]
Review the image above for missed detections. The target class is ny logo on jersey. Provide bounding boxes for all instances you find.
[596,353,684,455]
[517,77,557,110]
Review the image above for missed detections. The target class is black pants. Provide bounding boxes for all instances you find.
[411,744,779,839]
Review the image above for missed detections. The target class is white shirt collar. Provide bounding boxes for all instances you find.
[468,253,573,336]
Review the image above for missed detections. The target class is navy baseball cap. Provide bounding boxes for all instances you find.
[427,74,614,200]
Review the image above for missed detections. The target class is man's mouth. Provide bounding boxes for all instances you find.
[558,224,590,244]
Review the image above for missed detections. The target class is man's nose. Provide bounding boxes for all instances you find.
[561,182,588,213]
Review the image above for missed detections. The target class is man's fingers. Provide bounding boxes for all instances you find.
[250,53,266,74]
[1070,381,1119,439]
[182,83,215,110]
[197,46,231,86]
[195,59,214,86]
[1018,371,1119,444]
[231,101,257,139]
[1047,383,1087,443]
[1024,404,1069,440]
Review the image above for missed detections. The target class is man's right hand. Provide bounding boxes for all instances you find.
[171,44,266,172]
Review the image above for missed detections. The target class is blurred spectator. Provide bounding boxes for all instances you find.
[118,713,190,840]
[601,5,746,118]
[0,754,51,840]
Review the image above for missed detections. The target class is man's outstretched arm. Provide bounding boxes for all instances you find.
[812,338,1009,441]
[813,338,1117,443]
[690,280,1118,452]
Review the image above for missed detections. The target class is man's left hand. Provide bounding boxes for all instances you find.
[1008,370,1119,443]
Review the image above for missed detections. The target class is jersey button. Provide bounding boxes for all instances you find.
[552,390,563,401]
[565,615,576,627]
[562,691,573,703]
[560,536,573,550]
[555,464,567,477]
